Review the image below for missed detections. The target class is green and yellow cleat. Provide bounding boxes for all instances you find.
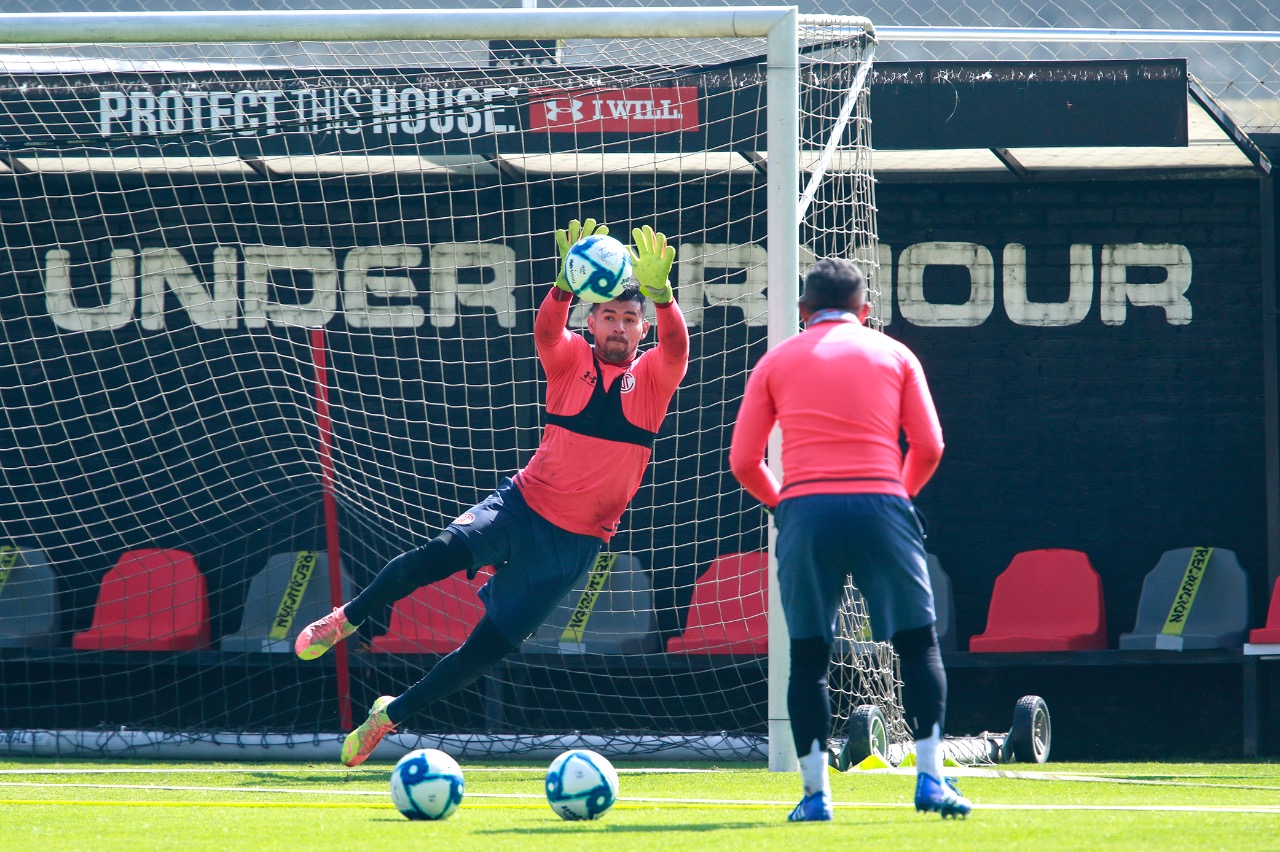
[294,605,357,661]
[341,696,397,767]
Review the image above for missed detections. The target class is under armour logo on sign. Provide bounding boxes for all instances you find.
[542,98,585,123]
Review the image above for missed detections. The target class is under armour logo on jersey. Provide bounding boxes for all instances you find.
[580,370,598,386]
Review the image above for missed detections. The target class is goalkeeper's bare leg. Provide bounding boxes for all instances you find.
[318,476,601,766]
[771,494,970,820]
[294,531,474,660]
[341,617,518,766]
[785,636,834,821]
[894,624,972,818]
[340,540,595,765]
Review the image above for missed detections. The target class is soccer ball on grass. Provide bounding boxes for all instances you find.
[389,748,464,820]
[545,749,619,820]
[564,234,633,303]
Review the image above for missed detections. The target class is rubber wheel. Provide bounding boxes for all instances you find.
[837,704,888,770]
[1005,695,1051,763]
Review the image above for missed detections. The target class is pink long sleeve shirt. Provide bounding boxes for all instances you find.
[729,317,943,508]
[514,287,689,541]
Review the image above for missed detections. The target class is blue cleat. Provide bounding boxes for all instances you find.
[915,773,972,819]
[787,791,833,822]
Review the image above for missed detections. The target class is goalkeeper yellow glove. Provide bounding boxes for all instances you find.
[554,218,610,293]
[628,225,675,304]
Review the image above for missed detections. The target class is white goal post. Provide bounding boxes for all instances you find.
[0,6,888,773]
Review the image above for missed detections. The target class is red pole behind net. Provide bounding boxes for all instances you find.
[311,326,353,731]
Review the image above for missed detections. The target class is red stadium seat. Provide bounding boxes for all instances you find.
[667,552,768,654]
[1248,577,1280,644]
[369,567,493,654]
[969,549,1107,652]
[72,548,210,651]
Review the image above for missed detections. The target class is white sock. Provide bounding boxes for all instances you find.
[798,739,830,797]
[914,723,944,780]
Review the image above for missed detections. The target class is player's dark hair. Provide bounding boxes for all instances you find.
[589,280,646,312]
[800,257,865,312]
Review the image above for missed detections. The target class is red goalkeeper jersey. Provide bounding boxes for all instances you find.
[514,288,689,540]
[729,315,944,508]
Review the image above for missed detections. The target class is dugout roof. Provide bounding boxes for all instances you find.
[868,61,1268,179]
[0,58,1267,180]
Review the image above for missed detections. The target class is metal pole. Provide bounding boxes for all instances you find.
[877,25,1280,44]
[312,327,353,731]
[1262,174,1279,593]
[0,7,797,44]
[766,6,800,774]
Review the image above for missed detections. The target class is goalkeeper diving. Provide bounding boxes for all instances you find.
[295,220,689,767]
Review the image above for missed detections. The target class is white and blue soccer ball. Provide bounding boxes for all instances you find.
[545,749,619,821]
[389,748,464,821]
[564,234,633,303]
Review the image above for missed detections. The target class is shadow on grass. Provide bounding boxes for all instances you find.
[473,822,765,834]
[235,769,385,786]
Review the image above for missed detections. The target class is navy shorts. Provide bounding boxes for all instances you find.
[774,492,934,644]
[445,477,602,645]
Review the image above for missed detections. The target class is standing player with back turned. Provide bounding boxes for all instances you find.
[294,219,688,767]
[729,257,971,821]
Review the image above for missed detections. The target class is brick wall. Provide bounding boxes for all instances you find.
[874,178,1267,645]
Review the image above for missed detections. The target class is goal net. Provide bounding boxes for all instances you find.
[0,7,900,764]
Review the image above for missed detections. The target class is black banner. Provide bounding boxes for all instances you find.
[0,59,1189,155]
[0,64,771,155]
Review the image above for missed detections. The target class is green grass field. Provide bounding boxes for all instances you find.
[2,758,1278,851]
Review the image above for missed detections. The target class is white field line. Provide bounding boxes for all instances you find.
[0,766,721,775]
[0,781,385,796]
[1,781,1279,814]
[948,767,1280,793]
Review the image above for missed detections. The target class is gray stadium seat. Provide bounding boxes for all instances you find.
[0,546,60,648]
[928,554,958,652]
[221,551,351,653]
[522,553,661,654]
[1119,547,1250,651]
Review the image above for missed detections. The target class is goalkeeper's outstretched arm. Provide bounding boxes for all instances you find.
[535,219,611,372]
[630,225,689,373]
[534,284,574,354]
[651,292,689,375]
